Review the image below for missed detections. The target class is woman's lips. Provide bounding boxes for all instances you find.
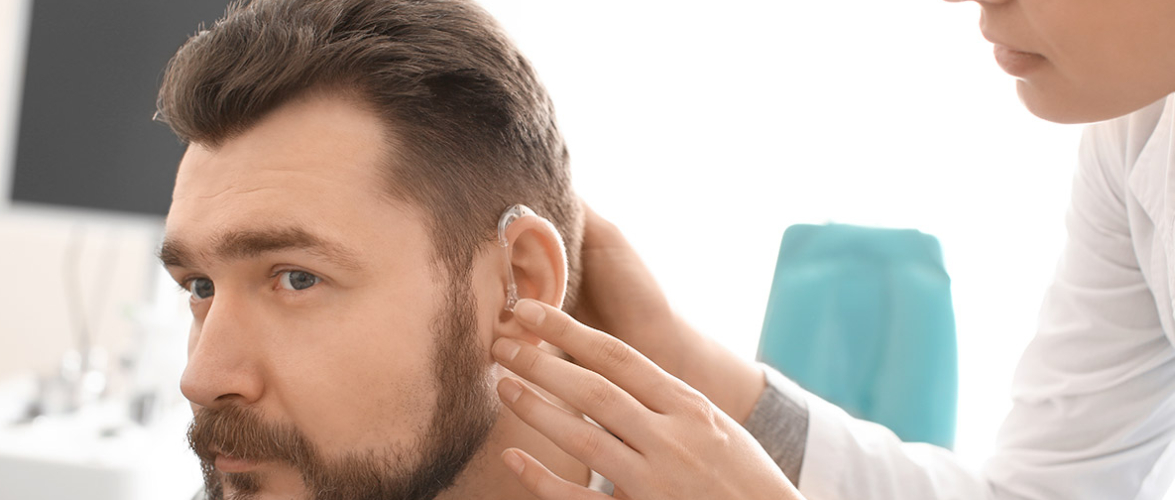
[215,453,258,474]
[992,44,1047,77]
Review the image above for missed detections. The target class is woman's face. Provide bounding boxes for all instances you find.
[953,0,1175,123]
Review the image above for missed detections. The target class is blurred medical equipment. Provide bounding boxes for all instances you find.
[0,394,200,500]
[0,255,199,500]
[0,1,230,498]
[757,223,958,449]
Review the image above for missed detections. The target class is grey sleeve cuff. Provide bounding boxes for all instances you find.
[742,363,810,486]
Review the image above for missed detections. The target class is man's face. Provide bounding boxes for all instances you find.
[163,94,503,499]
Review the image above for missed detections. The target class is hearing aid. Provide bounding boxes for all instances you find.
[498,204,536,312]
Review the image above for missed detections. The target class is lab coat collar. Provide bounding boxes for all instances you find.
[1127,96,1175,234]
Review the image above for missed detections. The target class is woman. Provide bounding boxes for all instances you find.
[492,0,1175,498]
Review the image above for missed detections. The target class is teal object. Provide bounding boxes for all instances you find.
[757,224,958,448]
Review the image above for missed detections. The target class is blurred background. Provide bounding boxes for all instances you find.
[0,0,1094,498]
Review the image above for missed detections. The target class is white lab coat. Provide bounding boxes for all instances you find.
[795,94,1175,500]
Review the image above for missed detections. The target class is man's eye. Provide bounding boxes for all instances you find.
[188,278,215,299]
[279,270,320,291]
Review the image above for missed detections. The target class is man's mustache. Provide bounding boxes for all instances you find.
[188,404,317,470]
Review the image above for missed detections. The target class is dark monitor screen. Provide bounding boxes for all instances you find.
[10,0,230,217]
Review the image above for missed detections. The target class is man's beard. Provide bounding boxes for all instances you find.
[188,284,499,500]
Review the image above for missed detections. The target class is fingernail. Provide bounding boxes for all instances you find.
[499,378,523,403]
[502,449,525,475]
[514,300,545,326]
[493,338,522,362]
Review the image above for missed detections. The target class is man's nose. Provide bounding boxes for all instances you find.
[180,294,265,409]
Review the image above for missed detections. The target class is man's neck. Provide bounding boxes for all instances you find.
[438,382,592,500]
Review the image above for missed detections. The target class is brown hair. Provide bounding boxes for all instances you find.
[157,0,582,306]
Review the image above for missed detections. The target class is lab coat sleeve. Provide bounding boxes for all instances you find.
[785,111,1175,500]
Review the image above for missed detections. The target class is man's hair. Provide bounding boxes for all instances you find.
[157,0,582,305]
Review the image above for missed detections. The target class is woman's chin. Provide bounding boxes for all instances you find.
[1016,79,1168,125]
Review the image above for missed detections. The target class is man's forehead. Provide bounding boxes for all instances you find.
[169,93,395,203]
[160,224,365,271]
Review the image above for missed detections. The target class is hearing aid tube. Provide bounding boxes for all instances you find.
[497,204,535,312]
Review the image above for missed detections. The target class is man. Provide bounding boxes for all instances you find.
[155,0,592,498]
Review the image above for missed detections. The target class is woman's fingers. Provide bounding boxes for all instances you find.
[500,448,614,500]
[497,377,642,484]
[493,337,650,444]
[510,299,683,413]
[496,299,804,500]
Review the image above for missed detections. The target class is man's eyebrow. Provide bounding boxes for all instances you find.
[159,237,194,269]
[158,226,364,271]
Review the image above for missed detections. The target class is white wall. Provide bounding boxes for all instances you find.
[0,0,1085,474]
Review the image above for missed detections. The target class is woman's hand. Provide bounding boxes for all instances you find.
[570,203,765,422]
[492,299,803,500]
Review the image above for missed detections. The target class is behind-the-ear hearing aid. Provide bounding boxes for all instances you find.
[498,204,535,312]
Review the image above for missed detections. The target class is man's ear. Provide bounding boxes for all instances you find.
[504,214,567,309]
[492,214,567,339]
